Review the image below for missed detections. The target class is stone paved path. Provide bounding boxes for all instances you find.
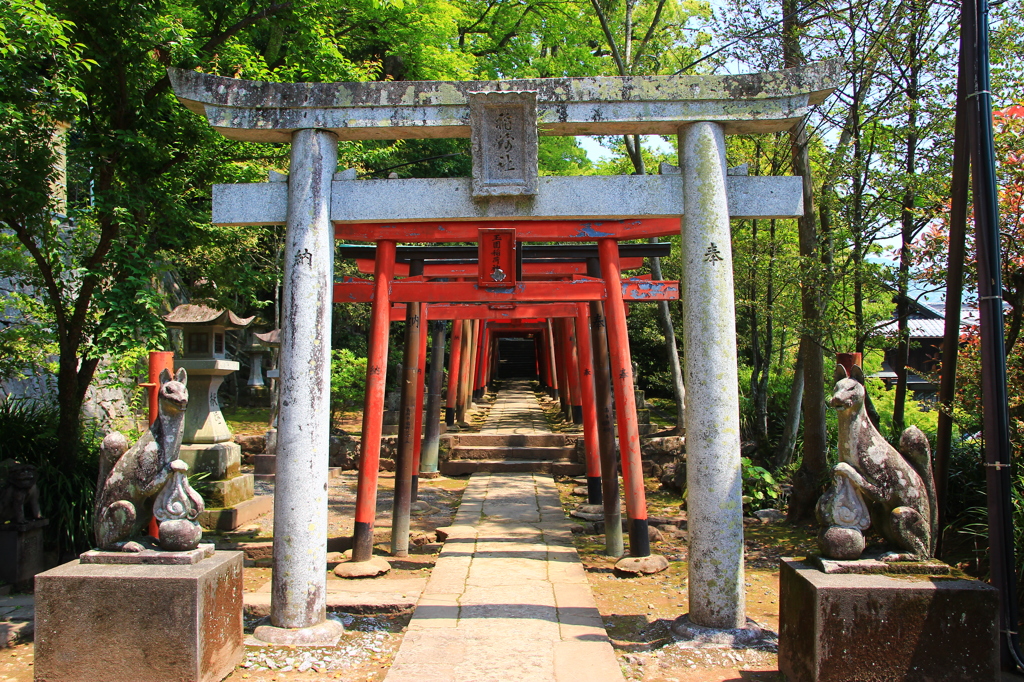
[477,380,552,433]
[384,472,624,682]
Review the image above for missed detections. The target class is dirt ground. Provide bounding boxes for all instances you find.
[554,475,818,682]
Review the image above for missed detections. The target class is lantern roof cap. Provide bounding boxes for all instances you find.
[164,304,254,329]
[254,329,281,346]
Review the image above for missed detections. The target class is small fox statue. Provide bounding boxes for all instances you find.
[817,364,936,561]
[94,368,189,551]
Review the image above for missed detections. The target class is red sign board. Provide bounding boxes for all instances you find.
[477,228,517,288]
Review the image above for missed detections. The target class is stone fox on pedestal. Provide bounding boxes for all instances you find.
[818,364,937,561]
[94,368,189,551]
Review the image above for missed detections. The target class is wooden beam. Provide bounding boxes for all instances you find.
[333,277,679,304]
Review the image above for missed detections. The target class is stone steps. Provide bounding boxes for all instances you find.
[440,459,585,476]
[447,433,567,447]
[450,445,575,461]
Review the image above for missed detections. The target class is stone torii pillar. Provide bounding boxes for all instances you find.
[679,122,745,629]
[256,129,343,644]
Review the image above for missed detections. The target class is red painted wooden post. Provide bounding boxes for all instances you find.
[142,350,175,539]
[598,238,650,557]
[555,318,573,420]
[411,305,429,501]
[475,323,489,398]
[536,331,544,378]
[468,320,482,403]
[587,257,624,557]
[446,319,463,425]
[545,319,559,399]
[567,318,583,424]
[575,303,602,505]
[353,239,396,562]
[456,319,472,425]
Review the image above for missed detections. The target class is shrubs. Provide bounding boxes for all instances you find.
[330,348,367,420]
[0,397,99,556]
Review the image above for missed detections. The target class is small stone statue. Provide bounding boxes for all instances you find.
[0,461,42,525]
[817,365,936,561]
[153,459,205,551]
[94,368,189,551]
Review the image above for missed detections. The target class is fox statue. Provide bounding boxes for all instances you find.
[94,368,189,551]
[817,364,936,561]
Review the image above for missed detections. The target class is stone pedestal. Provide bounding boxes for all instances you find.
[34,551,243,682]
[0,519,47,591]
[779,558,998,682]
[179,441,255,524]
[253,453,276,482]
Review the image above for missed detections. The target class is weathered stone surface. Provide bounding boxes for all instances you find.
[237,541,273,562]
[34,551,243,682]
[820,365,936,560]
[614,554,669,575]
[753,508,786,524]
[80,543,214,565]
[808,553,952,576]
[177,442,241,481]
[169,62,839,142]
[469,91,538,198]
[175,362,238,444]
[203,472,254,508]
[233,433,264,454]
[0,462,41,525]
[252,618,344,646]
[333,557,392,578]
[329,434,359,468]
[253,453,276,479]
[671,614,777,649]
[271,128,337,630]
[779,559,997,682]
[197,494,272,531]
[0,519,47,590]
[214,175,803,227]
[680,121,744,629]
[640,436,685,460]
[94,368,189,551]
[154,459,205,551]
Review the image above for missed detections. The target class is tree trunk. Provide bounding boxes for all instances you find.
[647,239,685,431]
[783,0,829,522]
[774,350,804,470]
[892,24,921,436]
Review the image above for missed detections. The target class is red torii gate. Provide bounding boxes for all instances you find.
[334,230,678,561]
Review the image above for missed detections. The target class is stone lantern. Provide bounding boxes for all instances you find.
[253,328,280,482]
[164,304,268,528]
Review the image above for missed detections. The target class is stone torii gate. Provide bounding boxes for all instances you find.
[170,63,836,642]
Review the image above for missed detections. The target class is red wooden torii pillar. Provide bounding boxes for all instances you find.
[334,222,680,562]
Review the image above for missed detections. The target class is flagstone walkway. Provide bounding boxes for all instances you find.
[477,380,553,433]
[385,471,623,682]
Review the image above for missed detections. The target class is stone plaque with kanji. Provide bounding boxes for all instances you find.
[469,91,538,198]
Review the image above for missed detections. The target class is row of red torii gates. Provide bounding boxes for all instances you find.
[334,237,679,562]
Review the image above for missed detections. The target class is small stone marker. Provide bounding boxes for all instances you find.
[469,91,538,197]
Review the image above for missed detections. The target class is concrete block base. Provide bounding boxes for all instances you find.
[0,518,48,591]
[178,442,241,480]
[34,551,244,682]
[779,558,998,682]
[206,472,255,508]
[199,494,273,531]
[253,453,276,482]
